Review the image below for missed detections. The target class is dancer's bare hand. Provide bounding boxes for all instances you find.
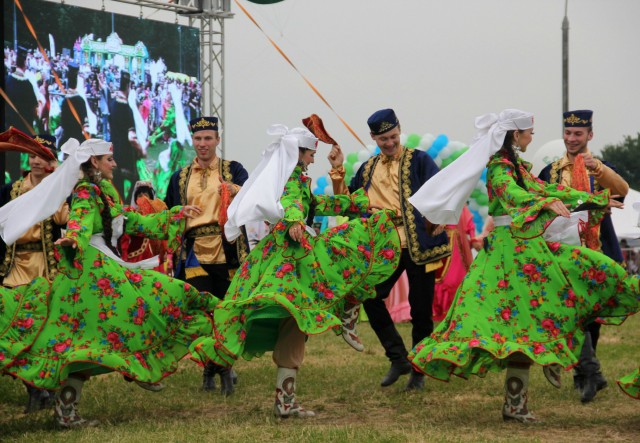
[55,237,77,249]
[288,223,304,242]
[182,205,202,218]
[546,200,571,218]
[328,144,344,168]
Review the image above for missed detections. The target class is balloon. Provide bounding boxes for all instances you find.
[437,146,453,160]
[480,169,488,183]
[353,161,363,172]
[419,133,435,150]
[400,133,408,146]
[373,146,381,155]
[313,186,323,195]
[476,194,489,206]
[468,200,479,211]
[405,133,421,149]
[426,146,439,159]
[440,157,454,169]
[431,134,449,153]
[343,162,354,175]
[323,184,334,196]
[347,152,359,164]
[316,176,328,188]
[470,189,482,200]
[434,157,442,167]
[358,149,371,162]
[478,206,489,218]
[447,141,467,152]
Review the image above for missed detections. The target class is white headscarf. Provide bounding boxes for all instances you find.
[409,109,534,225]
[223,125,318,242]
[0,138,112,245]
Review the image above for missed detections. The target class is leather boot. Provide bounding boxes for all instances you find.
[374,325,411,387]
[217,366,235,397]
[542,364,562,389]
[273,367,315,418]
[201,362,217,392]
[24,383,43,414]
[341,301,364,352]
[404,371,425,391]
[231,368,239,385]
[502,366,538,423]
[54,376,99,428]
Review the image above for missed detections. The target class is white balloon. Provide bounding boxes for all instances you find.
[419,133,435,150]
[447,140,467,152]
[323,184,334,196]
[468,200,479,211]
[478,206,489,218]
[353,161,363,172]
[358,148,371,162]
[434,157,442,168]
[437,145,453,160]
[400,133,408,146]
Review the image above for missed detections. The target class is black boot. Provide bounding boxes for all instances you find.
[581,376,598,403]
[404,371,425,391]
[216,366,235,397]
[202,362,217,392]
[24,383,42,414]
[231,368,239,385]
[374,325,411,387]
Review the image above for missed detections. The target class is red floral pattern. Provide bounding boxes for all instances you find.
[409,153,640,381]
[191,166,401,367]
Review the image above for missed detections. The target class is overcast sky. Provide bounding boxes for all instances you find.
[48,0,640,178]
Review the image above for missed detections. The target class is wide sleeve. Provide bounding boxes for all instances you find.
[122,206,189,254]
[488,159,609,239]
[312,188,369,217]
[280,174,306,225]
[55,183,100,278]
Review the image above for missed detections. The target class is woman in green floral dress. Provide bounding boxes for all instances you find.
[0,139,215,427]
[191,125,401,417]
[407,109,639,422]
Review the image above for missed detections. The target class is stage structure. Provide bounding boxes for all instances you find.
[111,0,233,154]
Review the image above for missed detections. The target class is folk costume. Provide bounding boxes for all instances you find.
[538,110,628,401]
[0,138,218,427]
[164,116,248,393]
[190,125,401,417]
[407,109,640,422]
[329,108,450,390]
[0,134,67,413]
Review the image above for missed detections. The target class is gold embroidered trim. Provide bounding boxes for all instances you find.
[564,114,591,126]
[186,224,222,238]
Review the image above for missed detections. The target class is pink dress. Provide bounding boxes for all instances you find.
[431,206,476,321]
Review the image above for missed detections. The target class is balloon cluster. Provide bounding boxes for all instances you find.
[312,132,489,232]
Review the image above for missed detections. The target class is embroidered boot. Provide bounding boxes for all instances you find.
[54,376,99,428]
[502,366,538,423]
[341,300,364,352]
[273,367,315,418]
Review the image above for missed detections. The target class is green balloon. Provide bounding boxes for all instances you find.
[470,189,482,199]
[476,194,489,206]
[440,158,454,169]
[347,152,359,164]
[405,134,421,149]
[343,162,354,175]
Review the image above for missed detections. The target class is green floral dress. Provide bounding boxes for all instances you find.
[191,166,401,367]
[409,152,639,381]
[0,179,217,389]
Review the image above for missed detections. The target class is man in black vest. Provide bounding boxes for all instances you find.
[165,116,248,395]
[539,109,629,403]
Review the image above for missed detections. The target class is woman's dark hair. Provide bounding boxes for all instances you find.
[80,156,119,255]
[297,147,313,168]
[500,130,526,189]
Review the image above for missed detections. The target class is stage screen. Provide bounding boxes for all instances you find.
[3,0,200,200]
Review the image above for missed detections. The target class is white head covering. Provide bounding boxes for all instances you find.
[0,138,112,245]
[409,109,534,225]
[224,124,318,241]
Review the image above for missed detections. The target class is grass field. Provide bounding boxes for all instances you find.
[1,315,640,443]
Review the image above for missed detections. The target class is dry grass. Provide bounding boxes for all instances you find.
[2,315,640,442]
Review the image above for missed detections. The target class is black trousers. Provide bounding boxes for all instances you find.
[363,248,436,347]
[179,263,233,299]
